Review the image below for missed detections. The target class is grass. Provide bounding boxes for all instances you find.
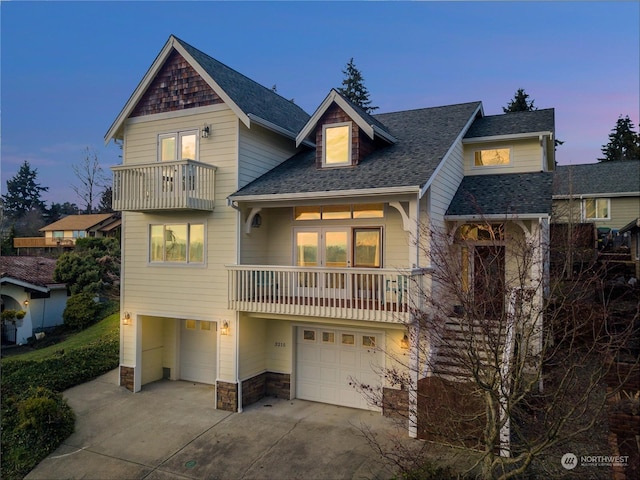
[1,313,120,480]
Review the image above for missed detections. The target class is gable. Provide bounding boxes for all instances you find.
[314,103,377,168]
[130,50,223,118]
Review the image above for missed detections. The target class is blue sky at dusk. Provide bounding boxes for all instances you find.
[2,1,639,205]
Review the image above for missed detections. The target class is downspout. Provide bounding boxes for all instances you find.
[408,190,422,438]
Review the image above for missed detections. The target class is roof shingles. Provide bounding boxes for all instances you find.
[0,257,60,288]
[553,160,640,196]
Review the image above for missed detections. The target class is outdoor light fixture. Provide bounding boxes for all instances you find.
[400,334,409,350]
[221,320,230,336]
[23,300,29,307]
[123,312,131,326]
[201,124,210,138]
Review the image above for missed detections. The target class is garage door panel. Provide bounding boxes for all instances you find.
[297,327,383,411]
[180,320,216,384]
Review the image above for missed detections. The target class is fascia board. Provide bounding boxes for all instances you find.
[0,277,50,293]
[247,114,311,144]
[462,131,553,144]
[419,102,484,199]
[445,213,550,221]
[553,192,640,199]
[230,186,420,203]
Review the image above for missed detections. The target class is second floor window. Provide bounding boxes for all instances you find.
[474,148,511,167]
[584,198,610,220]
[323,123,351,166]
[150,223,205,264]
[159,131,198,162]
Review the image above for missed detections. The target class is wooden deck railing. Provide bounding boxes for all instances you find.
[111,160,216,212]
[227,265,429,323]
[13,237,75,248]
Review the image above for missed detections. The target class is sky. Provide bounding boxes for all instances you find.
[1,1,639,205]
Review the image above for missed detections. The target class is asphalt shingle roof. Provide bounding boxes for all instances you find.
[231,102,482,197]
[40,214,115,232]
[0,257,60,288]
[465,109,554,139]
[553,160,640,196]
[175,37,310,136]
[446,172,554,217]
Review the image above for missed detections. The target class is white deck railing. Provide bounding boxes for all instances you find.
[227,265,429,323]
[111,160,216,212]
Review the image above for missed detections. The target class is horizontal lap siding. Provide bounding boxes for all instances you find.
[430,141,465,228]
[610,197,640,229]
[121,106,239,381]
[239,316,267,379]
[463,138,542,176]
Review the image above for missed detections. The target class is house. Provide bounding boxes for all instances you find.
[553,161,640,243]
[0,256,68,345]
[619,218,640,278]
[13,213,120,255]
[106,35,555,439]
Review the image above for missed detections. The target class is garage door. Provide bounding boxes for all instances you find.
[296,326,383,411]
[180,320,216,384]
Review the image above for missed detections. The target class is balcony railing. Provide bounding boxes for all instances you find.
[14,237,75,248]
[227,265,429,323]
[111,160,216,212]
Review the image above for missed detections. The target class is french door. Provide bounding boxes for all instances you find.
[295,228,350,297]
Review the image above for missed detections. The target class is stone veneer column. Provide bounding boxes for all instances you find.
[216,381,238,412]
[120,366,135,391]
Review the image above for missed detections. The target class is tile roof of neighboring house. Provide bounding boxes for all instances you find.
[231,101,482,198]
[465,108,555,138]
[446,172,554,217]
[174,37,310,136]
[40,214,116,232]
[0,256,61,288]
[553,160,640,196]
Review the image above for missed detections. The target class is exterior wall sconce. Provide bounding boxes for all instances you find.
[201,124,210,138]
[400,334,409,350]
[221,320,230,335]
[123,312,131,326]
[23,300,30,307]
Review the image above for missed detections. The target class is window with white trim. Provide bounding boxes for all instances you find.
[159,130,198,162]
[583,198,610,220]
[323,123,351,166]
[150,223,205,263]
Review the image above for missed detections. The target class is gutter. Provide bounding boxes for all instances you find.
[229,186,420,204]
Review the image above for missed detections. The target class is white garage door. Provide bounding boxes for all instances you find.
[296,326,383,411]
[180,320,216,384]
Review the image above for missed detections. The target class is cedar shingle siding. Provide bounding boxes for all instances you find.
[131,50,222,117]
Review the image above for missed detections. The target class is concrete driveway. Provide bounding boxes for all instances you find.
[25,370,405,479]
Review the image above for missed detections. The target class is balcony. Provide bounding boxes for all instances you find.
[13,237,75,248]
[111,160,216,212]
[228,265,429,323]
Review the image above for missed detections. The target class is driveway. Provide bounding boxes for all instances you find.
[25,370,405,479]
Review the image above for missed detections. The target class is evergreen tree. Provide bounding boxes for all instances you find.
[97,186,113,213]
[1,161,48,221]
[337,58,378,114]
[503,88,536,113]
[598,115,640,162]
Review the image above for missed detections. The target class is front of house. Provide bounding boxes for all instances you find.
[106,35,555,437]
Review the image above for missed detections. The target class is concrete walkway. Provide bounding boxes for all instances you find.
[26,370,406,479]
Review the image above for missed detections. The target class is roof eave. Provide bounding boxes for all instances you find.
[229,186,420,204]
[463,131,554,144]
[445,213,551,222]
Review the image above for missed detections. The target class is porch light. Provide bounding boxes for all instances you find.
[123,312,132,326]
[201,124,210,138]
[400,334,409,350]
[23,300,29,307]
[221,320,230,335]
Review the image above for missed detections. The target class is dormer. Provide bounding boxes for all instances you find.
[296,89,396,169]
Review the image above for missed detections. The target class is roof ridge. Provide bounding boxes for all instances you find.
[373,101,482,117]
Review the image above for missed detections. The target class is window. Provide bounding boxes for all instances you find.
[72,230,87,239]
[159,130,198,162]
[322,331,335,343]
[294,204,384,221]
[584,198,610,220]
[362,335,376,348]
[474,148,511,167]
[303,329,316,341]
[323,123,351,166]
[353,228,382,267]
[341,333,355,345]
[150,223,204,264]
[52,231,64,238]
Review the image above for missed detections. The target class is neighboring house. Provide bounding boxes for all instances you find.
[106,35,555,438]
[553,161,640,231]
[620,218,640,278]
[0,256,68,345]
[13,213,120,254]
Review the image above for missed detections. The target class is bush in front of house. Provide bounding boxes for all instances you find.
[63,293,101,330]
[1,387,75,480]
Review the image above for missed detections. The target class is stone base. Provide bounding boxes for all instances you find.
[241,372,291,409]
[266,372,290,399]
[120,366,134,391]
[382,387,409,418]
[216,381,238,412]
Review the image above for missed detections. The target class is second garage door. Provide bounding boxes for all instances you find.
[296,326,383,411]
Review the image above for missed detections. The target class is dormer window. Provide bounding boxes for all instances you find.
[323,123,351,166]
[159,130,198,162]
[474,148,511,167]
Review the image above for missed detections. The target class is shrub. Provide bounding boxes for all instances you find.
[63,293,101,330]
